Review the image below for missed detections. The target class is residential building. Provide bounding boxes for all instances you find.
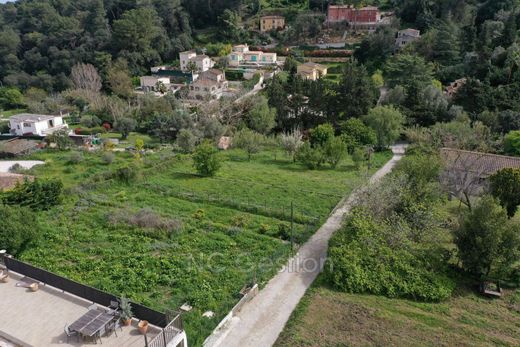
[260,15,285,32]
[297,62,328,81]
[228,44,277,67]
[188,69,228,100]
[9,114,68,137]
[326,5,387,31]
[179,50,215,73]
[395,28,421,48]
[140,76,172,92]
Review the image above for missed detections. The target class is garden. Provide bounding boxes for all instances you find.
[8,144,391,346]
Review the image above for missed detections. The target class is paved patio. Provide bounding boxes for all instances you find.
[0,272,159,347]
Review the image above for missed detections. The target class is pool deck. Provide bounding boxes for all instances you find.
[0,272,159,347]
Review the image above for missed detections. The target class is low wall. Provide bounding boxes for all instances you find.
[202,284,259,347]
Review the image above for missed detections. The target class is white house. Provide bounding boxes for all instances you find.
[140,76,172,92]
[9,113,68,136]
[188,69,228,100]
[395,28,421,48]
[179,50,215,73]
[228,44,277,67]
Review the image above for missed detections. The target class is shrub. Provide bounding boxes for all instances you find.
[3,178,63,211]
[296,142,325,170]
[0,205,38,255]
[351,147,366,170]
[176,129,198,153]
[326,209,455,302]
[109,208,182,235]
[231,215,250,228]
[102,152,115,165]
[504,130,520,156]
[113,165,138,184]
[8,163,26,174]
[192,209,205,220]
[324,137,347,168]
[192,141,221,176]
[310,123,335,147]
[233,129,264,161]
[67,151,84,164]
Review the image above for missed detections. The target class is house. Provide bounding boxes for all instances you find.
[260,15,285,32]
[179,50,215,73]
[440,148,520,203]
[297,62,328,81]
[228,44,277,67]
[140,76,172,92]
[395,29,421,48]
[9,114,68,137]
[326,5,386,32]
[188,69,228,100]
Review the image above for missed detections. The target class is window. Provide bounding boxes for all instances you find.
[23,123,31,128]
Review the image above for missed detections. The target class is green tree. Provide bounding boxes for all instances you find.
[333,60,378,123]
[504,130,520,156]
[324,137,347,168]
[296,142,325,170]
[454,196,520,279]
[432,20,461,66]
[384,54,434,92]
[115,117,137,140]
[107,59,134,99]
[46,129,72,150]
[339,118,376,153]
[176,129,198,153]
[0,205,38,255]
[363,106,405,150]
[193,141,221,176]
[490,168,520,218]
[0,87,24,109]
[310,123,335,147]
[246,96,276,134]
[233,129,264,161]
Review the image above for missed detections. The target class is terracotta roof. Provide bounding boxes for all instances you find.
[440,148,520,177]
[0,173,34,191]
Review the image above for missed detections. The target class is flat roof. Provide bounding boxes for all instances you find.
[10,114,57,123]
[0,271,160,347]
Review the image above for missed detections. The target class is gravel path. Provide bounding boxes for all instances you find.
[0,161,44,173]
[206,144,406,347]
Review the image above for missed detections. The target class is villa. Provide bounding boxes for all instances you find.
[228,44,277,67]
[395,28,421,49]
[179,50,215,73]
[260,15,285,32]
[9,114,68,137]
[188,69,229,100]
[297,62,328,81]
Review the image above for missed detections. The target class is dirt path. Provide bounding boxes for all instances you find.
[205,145,406,347]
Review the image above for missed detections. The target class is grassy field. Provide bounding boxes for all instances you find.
[16,146,392,346]
[275,279,520,347]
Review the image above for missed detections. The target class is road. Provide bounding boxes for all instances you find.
[206,144,406,347]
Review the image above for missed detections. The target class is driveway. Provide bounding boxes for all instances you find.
[205,144,406,347]
[0,161,44,173]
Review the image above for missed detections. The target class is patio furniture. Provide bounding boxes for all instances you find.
[108,300,119,310]
[79,313,114,344]
[15,276,40,289]
[64,324,79,343]
[106,318,122,337]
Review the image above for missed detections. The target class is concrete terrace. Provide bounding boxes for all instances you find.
[0,272,159,347]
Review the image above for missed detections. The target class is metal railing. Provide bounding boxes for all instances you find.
[146,314,183,347]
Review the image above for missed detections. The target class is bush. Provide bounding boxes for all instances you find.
[0,205,38,255]
[192,141,221,176]
[326,209,455,302]
[176,129,198,153]
[109,208,182,236]
[504,130,520,156]
[102,152,115,165]
[113,165,138,184]
[324,137,346,168]
[296,142,325,169]
[3,179,63,211]
[8,163,26,174]
[310,123,335,147]
[67,151,84,164]
[75,126,106,135]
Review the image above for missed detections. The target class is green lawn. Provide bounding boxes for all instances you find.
[17,147,392,346]
[0,108,27,118]
[275,280,520,347]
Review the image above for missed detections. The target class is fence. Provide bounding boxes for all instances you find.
[2,255,174,329]
[147,314,184,347]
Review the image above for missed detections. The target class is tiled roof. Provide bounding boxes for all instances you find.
[440,148,520,177]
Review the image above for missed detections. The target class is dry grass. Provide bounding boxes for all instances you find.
[275,283,520,347]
